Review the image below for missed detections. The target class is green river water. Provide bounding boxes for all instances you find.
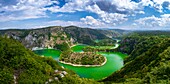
[34,45,127,80]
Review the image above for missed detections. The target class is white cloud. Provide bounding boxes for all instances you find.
[137,0,170,13]
[56,14,65,17]
[153,0,169,4]
[110,0,169,13]
[102,13,128,24]
[48,1,128,27]
[85,4,101,14]
[168,5,170,10]
[161,14,170,18]
[135,15,170,28]
[138,11,145,14]
[80,16,105,27]
[47,0,91,13]
[111,0,139,11]
[152,0,170,12]
[85,4,128,26]
[0,0,59,22]
[0,14,46,22]
[46,20,87,27]
[1,20,89,29]
[0,0,170,29]
[0,27,19,30]
[140,0,154,7]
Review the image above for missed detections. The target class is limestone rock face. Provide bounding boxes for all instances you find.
[0,26,126,49]
[0,26,74,49]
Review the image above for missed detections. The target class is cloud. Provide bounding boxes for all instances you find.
[161,14,170,18]
[150,0,170,12]
[48,0,128,27]
[0,14,46,22]
[101,13,128,24]
[95,0,128,14]
[86,4,128,25]
[138,11,145,14]
[0,19,89,29]
[0,0,59,22]
[135,15,170,28]
[0,0,129,28]
[140,0,154,7]
[80,16,105,27]
[111,0,139,11]
[47,0,91,13]
[51,0,144,14]
[111,0,170,13]
[46,20,88,27]
[0,0,170,29]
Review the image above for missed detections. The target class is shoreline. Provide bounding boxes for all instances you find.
[111,43,119,49]
[32,47,53,51]
[70,44,87,48]
[59,56,107,67]
[70,44,77,48]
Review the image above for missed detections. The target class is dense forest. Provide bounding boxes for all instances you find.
[0,36,99,84]
[103,31,170,83]
[60,51,105,65]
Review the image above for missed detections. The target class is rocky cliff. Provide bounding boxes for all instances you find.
[0,26,125,49]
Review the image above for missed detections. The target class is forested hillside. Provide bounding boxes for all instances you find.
[0,26,125,49]
[103,32,170,83]
[0,36,99,84]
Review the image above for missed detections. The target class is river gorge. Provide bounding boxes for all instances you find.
[34,43,127,80]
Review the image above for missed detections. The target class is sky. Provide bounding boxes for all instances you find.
[0,0,170,30]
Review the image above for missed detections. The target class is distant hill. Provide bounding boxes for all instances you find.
[96,28,131,38]
[0,26,127,49]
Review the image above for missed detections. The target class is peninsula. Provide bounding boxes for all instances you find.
[59,51,107,67]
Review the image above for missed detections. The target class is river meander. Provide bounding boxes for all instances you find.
[34,44,127,80]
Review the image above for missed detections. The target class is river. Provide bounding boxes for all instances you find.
[34,44,127,80]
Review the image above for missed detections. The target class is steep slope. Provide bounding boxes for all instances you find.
[0,36,100,84]
[0,26,73,49]
[63,26,110,45]
[97,28,131,38]
[103,32,170,83]
[0,26,125,48]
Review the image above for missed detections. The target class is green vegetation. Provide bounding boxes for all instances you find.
[2,26,170,83]
[60,51,105,65]
[54,42,70,51]
[0,26,127,49]
[0,36,100,84]
[82,39,118,52]
[83,46,117,52]
[63,26,117,45]
[103,32,170,83]
[94,39,116,46]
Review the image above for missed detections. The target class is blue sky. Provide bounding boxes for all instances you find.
[0,0,170,30]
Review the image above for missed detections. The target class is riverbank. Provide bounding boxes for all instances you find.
[70,44,87,48]
[32,47,53,51]
[59,56,107,67]
[34,44,127,80]
[111,43,119,49]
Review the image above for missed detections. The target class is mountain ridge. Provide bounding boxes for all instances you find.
[0,26,126,49]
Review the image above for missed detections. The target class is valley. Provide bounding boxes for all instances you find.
[34,43,127,80]
[1,26,170,83]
